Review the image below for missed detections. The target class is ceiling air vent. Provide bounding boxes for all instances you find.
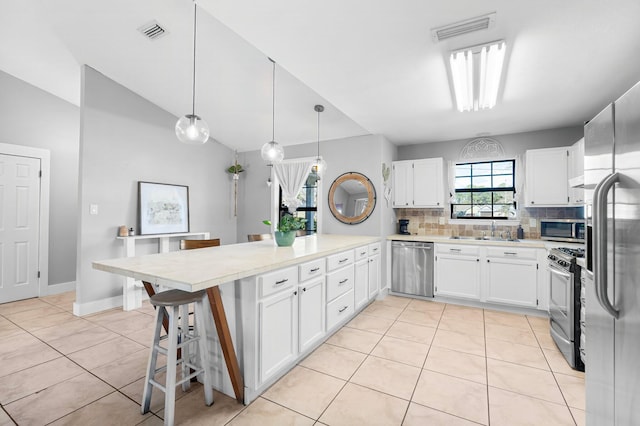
[431,13,496,42]
[138,20,168,41]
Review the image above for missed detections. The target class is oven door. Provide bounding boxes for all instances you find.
[548,262,574,340]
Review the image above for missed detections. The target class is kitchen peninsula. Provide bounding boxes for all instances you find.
[93,234,381,404]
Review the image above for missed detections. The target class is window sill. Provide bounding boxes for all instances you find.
[448,219,521,226]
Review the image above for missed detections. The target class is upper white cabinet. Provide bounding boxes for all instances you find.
[525,147,570,206]
[568,138,585,205]
[392,158,444,208]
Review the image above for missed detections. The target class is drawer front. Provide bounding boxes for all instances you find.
[368,242,381,256]
[259,266,297,299]
[486,246,537,260]
[326,289,354,331]
[355,245,369,261]
[326,266,355,301]
[327,250,355,272]
[435,243,479,256]
[299,258,325,282]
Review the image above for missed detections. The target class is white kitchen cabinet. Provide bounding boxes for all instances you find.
[525,147,570,206]
[298,278,325,353]
[258,287,298,385]
[435,245,481,300]
[354,259,369,310]
[392,160,413,207]
[485,247,538,308]
[392,158,444,208]
[368,252,380,299]
[568,138,585,205]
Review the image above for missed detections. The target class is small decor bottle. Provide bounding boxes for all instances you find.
[517,225,524,240]
[128,227,135,236]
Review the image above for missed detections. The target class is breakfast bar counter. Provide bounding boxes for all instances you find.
[93,234,381,404]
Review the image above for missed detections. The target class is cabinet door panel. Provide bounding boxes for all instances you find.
[435,255,480,299]
[368,255,380,299]
[486,259,538,307]
[392,161,412,207]
[299,279,325,353]
[354,260,369,310]
[259,290,297,384]
[413,158,444,208]
[526,148,569,206]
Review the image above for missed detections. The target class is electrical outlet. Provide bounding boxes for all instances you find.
[529,218,537,227]
[439,217,445,225]
[90,204,99,215]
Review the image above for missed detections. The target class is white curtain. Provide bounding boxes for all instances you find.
[515,154,525,214]
[274,160,315,212]
[447,160,457,204]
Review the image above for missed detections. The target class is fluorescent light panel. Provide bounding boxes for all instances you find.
[449,40,506,112]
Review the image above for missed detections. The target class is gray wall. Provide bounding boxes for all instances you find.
[398,126,583,161]
[76,66,236,309]
[236,133,398,289]
[0,70,79,286]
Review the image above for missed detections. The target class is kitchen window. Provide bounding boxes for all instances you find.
[451,159,516,219]
[279,171,319,234]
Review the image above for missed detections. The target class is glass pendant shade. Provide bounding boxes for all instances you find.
[261,140,284,163]
[313,157,327,178]
[175,114,210,145]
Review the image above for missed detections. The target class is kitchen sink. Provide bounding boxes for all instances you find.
[449,236,520,242]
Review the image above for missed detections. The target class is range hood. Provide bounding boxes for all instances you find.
[569,175,584,188]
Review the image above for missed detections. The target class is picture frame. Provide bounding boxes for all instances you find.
[138,181,190,235]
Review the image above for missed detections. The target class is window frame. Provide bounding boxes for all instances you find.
[451,159,516,220]
[278,171,319,234]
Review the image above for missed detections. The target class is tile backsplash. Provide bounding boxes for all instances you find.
[397,207,585,239]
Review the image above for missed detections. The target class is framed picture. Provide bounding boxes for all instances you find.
[138,181,190,235]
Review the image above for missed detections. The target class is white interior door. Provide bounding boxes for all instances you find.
[0,153,41,303]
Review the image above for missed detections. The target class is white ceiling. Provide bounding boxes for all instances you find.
[2,0,640,152]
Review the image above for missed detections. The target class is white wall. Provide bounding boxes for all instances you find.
[398,126,583,161]
[75,66,236,313]
[0,70,79,287]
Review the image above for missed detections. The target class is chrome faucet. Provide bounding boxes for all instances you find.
[491,220,496,237]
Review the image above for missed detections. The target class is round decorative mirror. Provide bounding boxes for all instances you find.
[328,172,376,225]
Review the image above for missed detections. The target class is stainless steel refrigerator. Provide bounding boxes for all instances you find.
[584,80,640,426]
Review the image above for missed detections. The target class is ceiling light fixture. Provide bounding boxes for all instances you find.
[175,1,210,144]
[261,58,285,164]
[449,40,506,112]
[312,104,327,179]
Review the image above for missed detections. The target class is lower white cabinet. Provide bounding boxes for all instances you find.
[435,245,481,300]
[485,257,538,308]
[298,278,325,353]
[368,253,380,299]
[327,289,355,330]
[354,259,369,310]
[434,243,543,309]
[258,288,298,385]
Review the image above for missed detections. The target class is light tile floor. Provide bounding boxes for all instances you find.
[0,292,585,425]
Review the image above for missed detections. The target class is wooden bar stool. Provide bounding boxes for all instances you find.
[141,289,214,425]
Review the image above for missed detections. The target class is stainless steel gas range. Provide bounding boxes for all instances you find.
[548,247,585,371]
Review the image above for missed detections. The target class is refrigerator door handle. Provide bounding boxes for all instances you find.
[593,172,620,319]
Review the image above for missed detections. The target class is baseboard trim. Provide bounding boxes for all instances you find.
[45,281,76,296]
[73,295,122,316]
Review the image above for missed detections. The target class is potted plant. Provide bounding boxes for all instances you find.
[263,215,307,247]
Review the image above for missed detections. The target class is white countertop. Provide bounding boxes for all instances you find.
[387,234,585,250]
[93,234,380,292]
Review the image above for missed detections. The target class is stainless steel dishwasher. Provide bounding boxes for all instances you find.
[391,240,434,297]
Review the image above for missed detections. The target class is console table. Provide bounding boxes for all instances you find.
[116,232,210,310]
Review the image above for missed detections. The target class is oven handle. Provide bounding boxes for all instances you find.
[548,262,572,279]
[593,172,619,319]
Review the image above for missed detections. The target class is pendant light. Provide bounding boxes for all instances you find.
[175,1,210,145]
[261,58,285,164]
[312,104,327,179]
